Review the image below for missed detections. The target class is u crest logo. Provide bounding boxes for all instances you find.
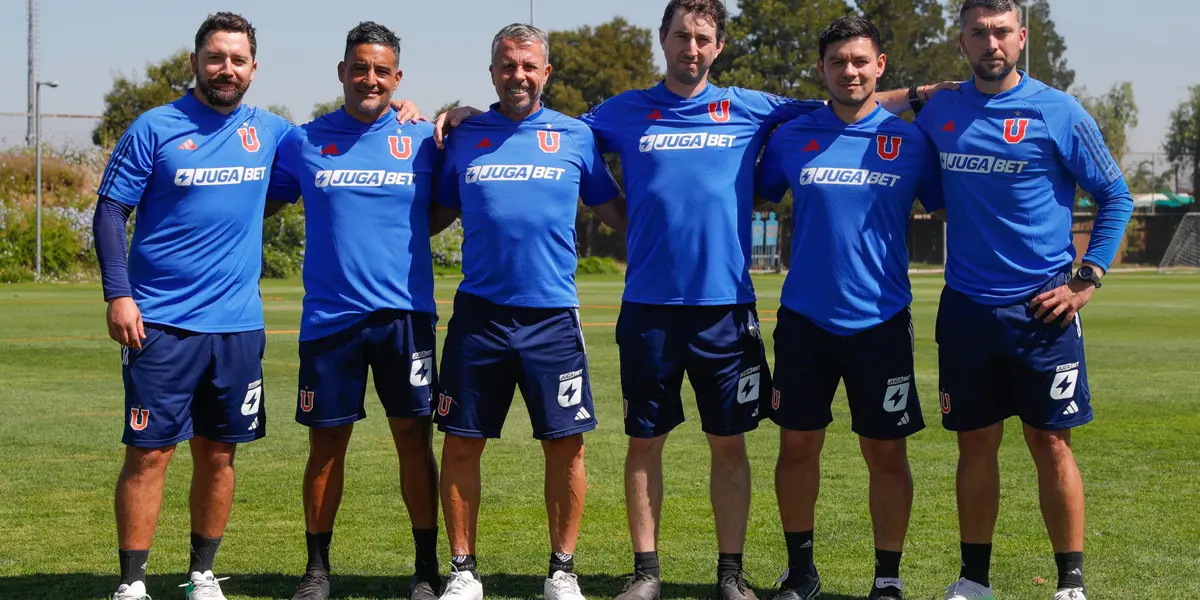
[538,130,560,153]
[1003,118,1029,144]
[238,126,260,152]
[876,135,902,161]
[437,392,453,417]
[129,408,150,431]
[389,135,412,159]
[708,99,731,123]
[299,390,314,413]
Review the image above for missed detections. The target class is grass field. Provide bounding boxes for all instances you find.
[1,273,1198,600]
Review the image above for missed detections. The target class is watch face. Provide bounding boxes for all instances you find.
[1079,266,1094,279]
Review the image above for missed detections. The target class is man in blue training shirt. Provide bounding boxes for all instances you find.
[91,13,291,600]
[431,23,624,600]
[914,2,1134,599]
[433,4,951,597]
[264,22,443,600]
[755,17,944,600]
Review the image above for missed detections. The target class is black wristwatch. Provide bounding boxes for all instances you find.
[1074,265,1102,288]
[907,85,924,114]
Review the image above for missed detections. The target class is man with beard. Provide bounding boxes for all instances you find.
[92,12,292,600]
[264,21,445,600]
[912,2,1133,599]
[754,16,943,600]
[431,23,623,600]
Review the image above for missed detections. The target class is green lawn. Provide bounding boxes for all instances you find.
[1,273,1197,600]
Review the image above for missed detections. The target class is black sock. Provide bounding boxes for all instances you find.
[959,542,992,588]
[451,554,478,578]
[874,549,902,585]
[188,533,222,574]
[783,530,817,582]
[413,528,439,583]
[118,549,149,586]
[633,551,660,579]
[305,531,333,575]
[550,552,575,577]
[717,553,743,581]
[1055,552,1084,590]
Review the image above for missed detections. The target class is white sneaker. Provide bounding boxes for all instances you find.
[181,570,229,600]
[1053,588,1086,600]
[943,578,994,600]
[545,570,585,600]
[112,580,151,600]
[439,570,484,600]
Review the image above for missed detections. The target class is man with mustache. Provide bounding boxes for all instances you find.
[93,12,291,600]
[912,2,1133,599]
[754,16,943,600]
[431,22,624,600]
[264,21,445,600]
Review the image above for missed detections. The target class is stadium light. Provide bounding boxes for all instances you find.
[35,78,59,280]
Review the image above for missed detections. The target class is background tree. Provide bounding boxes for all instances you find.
[544,17,661,117]
[265,103,295,124]
[92,49,192,147]
[856,0,959,91]
[311,96,344,119]
[710,0,847,99]
[1077,82,1138,167]
[1164,85,1200,196]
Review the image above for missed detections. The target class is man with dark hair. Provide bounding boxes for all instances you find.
[435,4,951,600]
[914,1,1133,599]
[93,11,291,600]
[265,21,442,600]
[431,22,624,600]
[755,16,942,600]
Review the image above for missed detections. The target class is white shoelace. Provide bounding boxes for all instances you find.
[444,574,476,597]
[179,575,230,599]
[549,573,582,598]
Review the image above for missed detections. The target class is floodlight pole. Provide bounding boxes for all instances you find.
[531,0,535,25]
[35,79,59,280]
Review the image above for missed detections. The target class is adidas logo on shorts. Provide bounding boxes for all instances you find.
[574,407,591,421]
[1062,400,1080,416]
[896,412,910,427]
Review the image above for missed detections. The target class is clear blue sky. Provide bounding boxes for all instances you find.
[0,0,1192,163]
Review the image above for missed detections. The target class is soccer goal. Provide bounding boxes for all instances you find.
[1158,213,1200,272]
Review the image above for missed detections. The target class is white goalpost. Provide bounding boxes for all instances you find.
[1158,213,1200,272]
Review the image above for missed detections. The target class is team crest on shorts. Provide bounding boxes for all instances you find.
[939,390,951,414]
[771,387,781,410]
[299,389,315,413]
[437,392,453,417]
[129,408,150,431]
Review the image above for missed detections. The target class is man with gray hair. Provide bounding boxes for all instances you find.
[432,21,625,600]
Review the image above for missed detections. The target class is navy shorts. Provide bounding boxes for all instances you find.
[122,325,266,448]
[770,307,924,440]
[616,302,770,438]
[936,271,1092,432]
[296,310,437,427]
[435,292,596,440]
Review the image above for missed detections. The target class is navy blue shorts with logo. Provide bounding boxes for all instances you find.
[936,271,1092,432]
[296,309,437,427]
[770,306,924,440]
[122,325,267,448]
[435,292,595,440]
[616,302,770,438]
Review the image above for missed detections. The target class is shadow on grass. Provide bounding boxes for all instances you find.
[0,572,862,599]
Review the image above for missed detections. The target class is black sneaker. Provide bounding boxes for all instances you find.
[866,578,903,600]
[718,570,758,600]
[769,570,821,600]
[409,575,441,600]
[291,571,330,600]
[614,571,661,600]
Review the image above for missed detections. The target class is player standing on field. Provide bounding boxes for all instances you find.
[93,13,290,600]
[755,17,943,600]
[430,23,625,600]
[434,4,953,598]
[264,22,443,600]
[913,2,1134,599]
